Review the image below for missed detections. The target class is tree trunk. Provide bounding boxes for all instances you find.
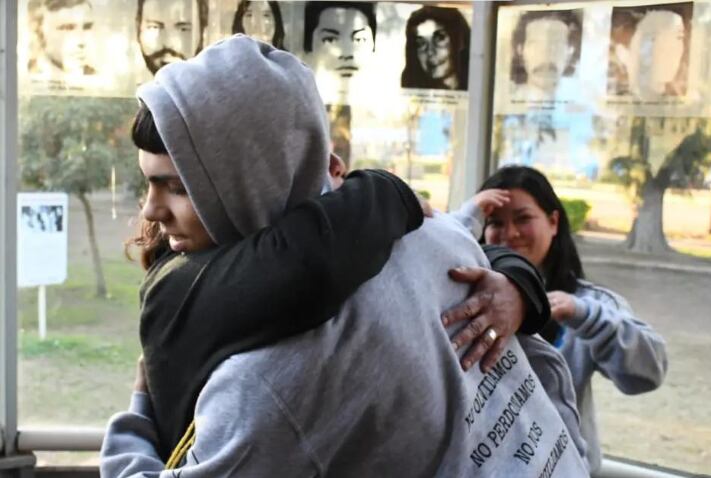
[623,178,671,253]
[77,192,108,297]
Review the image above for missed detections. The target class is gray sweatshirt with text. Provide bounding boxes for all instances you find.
[101,214,589,477]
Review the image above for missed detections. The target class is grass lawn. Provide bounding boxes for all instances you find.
[18,256,144,427]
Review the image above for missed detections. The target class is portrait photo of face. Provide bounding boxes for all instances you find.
[136,0,208,75]
[27,0,96,76]
[401,6,470,91]
[303,1,376,80]
[231,0,285,50]
[510,9,582,97]
[608,3,693,100]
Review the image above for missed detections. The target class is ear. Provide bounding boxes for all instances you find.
[328,152,347,180]
[549,209,560,237]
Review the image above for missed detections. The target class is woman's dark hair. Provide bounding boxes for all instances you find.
[232,0,286,50]
[126,102,169,270]
[401,6,470,91]
[479,165,584,293]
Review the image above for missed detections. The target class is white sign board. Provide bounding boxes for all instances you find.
[17,192,68,288]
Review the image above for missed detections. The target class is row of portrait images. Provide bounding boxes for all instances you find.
[494,1,711,117]
[19,0,473,100]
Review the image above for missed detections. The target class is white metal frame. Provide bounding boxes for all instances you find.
[1,0,19,458]
[0,1,702,477]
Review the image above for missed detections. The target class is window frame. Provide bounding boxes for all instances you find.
[0,1,700,477]
[1,0,19,458]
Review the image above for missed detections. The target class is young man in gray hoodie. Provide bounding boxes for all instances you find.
[101,35,589,476]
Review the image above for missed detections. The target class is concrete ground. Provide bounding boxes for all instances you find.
[575,236,711,475]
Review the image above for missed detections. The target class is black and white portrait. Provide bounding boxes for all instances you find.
[511,10,583,99]
[136,0,208,75]
[26,0,97,77]
[231,0,285,50]
[510,9,582,100]
[21,205,64,233]
[401,6,470,91]
[303,1,376,81]
[608,2,693,100]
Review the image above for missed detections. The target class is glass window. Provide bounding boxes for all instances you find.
[492,1,711,474]
[15,0,475,442]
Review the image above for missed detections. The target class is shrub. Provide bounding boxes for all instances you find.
[561,198,591,233]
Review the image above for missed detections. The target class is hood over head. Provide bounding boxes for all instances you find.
[137,35,330,243]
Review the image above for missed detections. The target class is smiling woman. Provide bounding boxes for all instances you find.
[476,165,668,473]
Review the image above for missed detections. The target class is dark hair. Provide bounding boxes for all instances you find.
[510,10,582,85]
[136,0,209,54]
[608,3,692,96]
[232,0,285,50]
[401,6,470,91]
[126,102,169,270]
[479,165,584,293]
[131,101,167,155]
[303,1,376,52]
[40,0,90,11]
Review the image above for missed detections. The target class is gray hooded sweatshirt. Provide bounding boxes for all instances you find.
[101,36,589,477]
[137,35,330,243]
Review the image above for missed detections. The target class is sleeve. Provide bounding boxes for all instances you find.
[566,284,668,394]
[100,393,168,477]
[482,244,551,335]
[449,197,485,238]
[101,360,319,478]
[192,169,424,345]
[517,334,589,471]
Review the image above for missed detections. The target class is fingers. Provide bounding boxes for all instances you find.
[450,315,488,351]
[488,192,510,208]
[417,194,434,217]
[442,291,492,326]
[447,266,488,284]
[459,327,499,372]
[479,337,507,373]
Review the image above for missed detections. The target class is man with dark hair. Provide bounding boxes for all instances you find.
[27,0,96,76]
[135,0,209,75]
[303,1,376,80]
[510,10,582,97]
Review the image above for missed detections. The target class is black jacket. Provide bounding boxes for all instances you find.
[139,170,549,459]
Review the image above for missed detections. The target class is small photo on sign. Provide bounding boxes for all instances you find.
[20,205,64,233]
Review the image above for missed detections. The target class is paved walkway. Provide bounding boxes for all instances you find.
[576,235,711,276]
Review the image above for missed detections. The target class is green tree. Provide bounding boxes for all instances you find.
[20,96,137,297]
[609,118,711,254]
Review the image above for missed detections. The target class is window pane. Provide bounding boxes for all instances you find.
[16,0,474,438]
[492,1,711,474]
